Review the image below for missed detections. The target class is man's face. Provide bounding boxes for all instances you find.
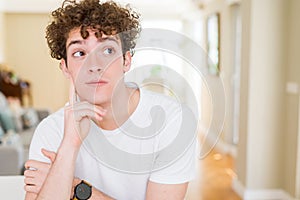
[62,28,131,105]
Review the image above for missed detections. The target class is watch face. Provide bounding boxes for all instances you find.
[75,182,92,200]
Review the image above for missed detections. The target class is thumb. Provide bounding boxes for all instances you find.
[41,148,57,163]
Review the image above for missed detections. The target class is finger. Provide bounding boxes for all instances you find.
[72,101,107,116]
[41,148,56,163]
[24,160,39,171]
[89,104,107,116]
[25,160,50,170]
[25,192,38,199]
[73,108,103,122]
[24,184,39,194]
[24,169,37,178]
[24,178,42,192]
[69,80,76,106]
[24,177,36,185]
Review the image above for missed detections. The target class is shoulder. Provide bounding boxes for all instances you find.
[29,107,65,161]
[141,89,181,110]
[141,89,194,119]
[141,89,177,104]
[34,107,64,135]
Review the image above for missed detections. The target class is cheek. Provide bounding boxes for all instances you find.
[104,60,125,79]
[69,63,85,81]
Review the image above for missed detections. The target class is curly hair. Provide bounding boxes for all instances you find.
[46,0,141,60]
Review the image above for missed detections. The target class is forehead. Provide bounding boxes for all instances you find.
[66,28,121,46]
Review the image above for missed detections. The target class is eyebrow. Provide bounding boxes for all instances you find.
[66,40,82,49]
[66,36,120,50]
[99,36,120,44]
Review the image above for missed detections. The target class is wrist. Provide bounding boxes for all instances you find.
[90,186,115,200]
[61,135,83,149]
[72,180,115,200]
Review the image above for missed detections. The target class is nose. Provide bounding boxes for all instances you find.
[88,66,102,73]
[85,47,106,73]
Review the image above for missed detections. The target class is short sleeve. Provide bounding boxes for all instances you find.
[147,101,198,184]
[149,139,198,184]
[28,111,64,163]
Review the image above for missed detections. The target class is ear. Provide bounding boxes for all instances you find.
[60,59,71,79]
[123,51,132,73]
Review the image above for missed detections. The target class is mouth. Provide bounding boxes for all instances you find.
[86,79,108,86]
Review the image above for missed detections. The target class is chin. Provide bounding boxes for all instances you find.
[86,96,109,106]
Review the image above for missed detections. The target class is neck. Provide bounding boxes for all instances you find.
[95,84,139,130]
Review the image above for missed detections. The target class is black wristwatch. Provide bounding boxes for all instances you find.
[73,180,92,200]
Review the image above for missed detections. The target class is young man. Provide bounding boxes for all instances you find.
[24,0,197,199]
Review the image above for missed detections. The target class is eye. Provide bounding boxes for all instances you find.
[103,47,115,55]
[73,51,85,57]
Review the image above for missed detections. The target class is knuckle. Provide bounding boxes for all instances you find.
[24,184,32,192]
[24,185,28,191]
[24,170,30,176]
[24,161,31,168]
[24,177,29,183]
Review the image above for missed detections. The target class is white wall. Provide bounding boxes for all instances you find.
[4,13,69,111]
[200,0,299,198]
[0,176,25,199]
[245,0,287,188]
[235,0,300,198]
[0,12,5,62]
[285,0,300,197]
[196,0,238,156]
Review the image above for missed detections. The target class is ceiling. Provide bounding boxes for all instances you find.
[0,0,202,18]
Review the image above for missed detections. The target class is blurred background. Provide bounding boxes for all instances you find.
[0,0,300,199]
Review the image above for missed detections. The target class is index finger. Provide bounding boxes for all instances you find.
[69,80,76,105]
[25,160,49,170]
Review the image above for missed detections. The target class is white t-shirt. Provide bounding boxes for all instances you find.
[29,88,198,200]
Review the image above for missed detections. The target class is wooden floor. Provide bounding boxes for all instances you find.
[185,145,241,200]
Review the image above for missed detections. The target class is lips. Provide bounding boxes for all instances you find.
[86,79,108,86]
